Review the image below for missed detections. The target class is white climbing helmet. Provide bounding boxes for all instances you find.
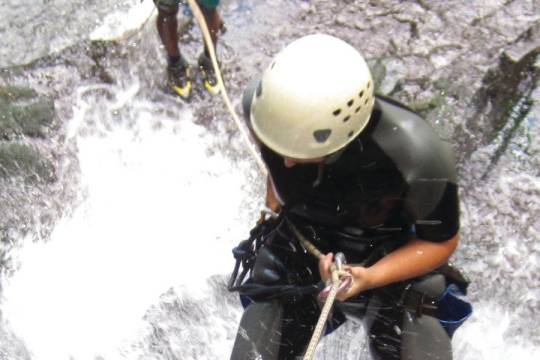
[250,33,375,160]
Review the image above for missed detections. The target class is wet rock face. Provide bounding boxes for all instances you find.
[0,0,539,357]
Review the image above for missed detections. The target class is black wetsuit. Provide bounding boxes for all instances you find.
[229,81,467,360]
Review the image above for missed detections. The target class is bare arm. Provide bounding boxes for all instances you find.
[319,234,459,301]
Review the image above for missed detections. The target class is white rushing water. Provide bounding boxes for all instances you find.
[1,4,260,354]
[1,1,540,359]
[4,83,539,360]
[2,75,258,359]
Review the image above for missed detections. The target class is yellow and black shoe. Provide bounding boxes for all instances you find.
[167,58,192,100]
[198,53,220,96]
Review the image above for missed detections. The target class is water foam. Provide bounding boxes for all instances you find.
[2,82,256,359]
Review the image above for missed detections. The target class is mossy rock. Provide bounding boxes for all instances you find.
[0,143,56,183]
[408,95,446,115]
[0,85,38,103]
[0,86,56,139]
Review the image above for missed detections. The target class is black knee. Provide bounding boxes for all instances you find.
[366,275,453,360]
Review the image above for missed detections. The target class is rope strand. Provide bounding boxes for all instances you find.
[185,4,343,358]
[185,0,268,176]
[286,219,348,360]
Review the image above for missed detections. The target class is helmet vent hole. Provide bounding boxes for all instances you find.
[270,61,276,69]
[359,90,364,98]
[256,82,263,98]
[364,97,369,105]
[348,131,354,138]
[333,109,342,116]
[343,115,351,123]
[313,129,332,143]
[367,81,371,89]
[355,106,361,113]
[347,99,354,107]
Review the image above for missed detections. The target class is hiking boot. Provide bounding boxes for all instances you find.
[198,53,220,95]
[167,57,192,99]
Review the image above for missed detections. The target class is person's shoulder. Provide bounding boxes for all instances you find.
[374,95,429,136]
[371,95,457,182]
[372,96,460,236]
[375,94,418,114]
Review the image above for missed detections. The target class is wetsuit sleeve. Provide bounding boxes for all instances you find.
[411,182,460,241]
[373,97,460,242]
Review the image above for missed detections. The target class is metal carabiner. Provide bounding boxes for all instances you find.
[334,252,346,271]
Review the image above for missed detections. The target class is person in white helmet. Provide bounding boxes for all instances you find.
[228,34,472,360]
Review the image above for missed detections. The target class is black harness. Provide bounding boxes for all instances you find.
[227,216,323,302]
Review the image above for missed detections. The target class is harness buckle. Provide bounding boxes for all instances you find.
[400,284,438,317]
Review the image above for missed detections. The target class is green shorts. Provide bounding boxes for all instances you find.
[198,0,219,10]
[154,0,219,14]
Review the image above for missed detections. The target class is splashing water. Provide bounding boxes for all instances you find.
[1,79,256,359]
[1,0,540,359]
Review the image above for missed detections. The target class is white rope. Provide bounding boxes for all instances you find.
[185,0,268,176]
[287,220,349,360]
[185,3,345,358]
[303,270,340,360]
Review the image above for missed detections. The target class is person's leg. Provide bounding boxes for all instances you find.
[229,297,320,360]
[199,4,221,54]
[197,0,222,93]
[230,300,284,360]
[400,313,453,360]
[365,276,453,360]
[154,0,192,98]
[277,296,320,359]
[154,0,181,61]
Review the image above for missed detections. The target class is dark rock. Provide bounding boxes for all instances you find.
[475,48,539,143]
[459,46,540,171]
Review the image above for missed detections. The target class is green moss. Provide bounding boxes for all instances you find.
[0,85,37,102]
[0,86,56,139]
[10,99,56,137]
[0,143,56,183]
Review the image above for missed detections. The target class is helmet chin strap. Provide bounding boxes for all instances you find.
[323,147,346,165]
[311,147,347,188]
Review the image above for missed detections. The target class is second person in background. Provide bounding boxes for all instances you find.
[154,0,223,99]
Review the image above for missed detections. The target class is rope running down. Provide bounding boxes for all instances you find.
[186,1,345,358]
[186,0,267,176]
[287,220,347,360]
